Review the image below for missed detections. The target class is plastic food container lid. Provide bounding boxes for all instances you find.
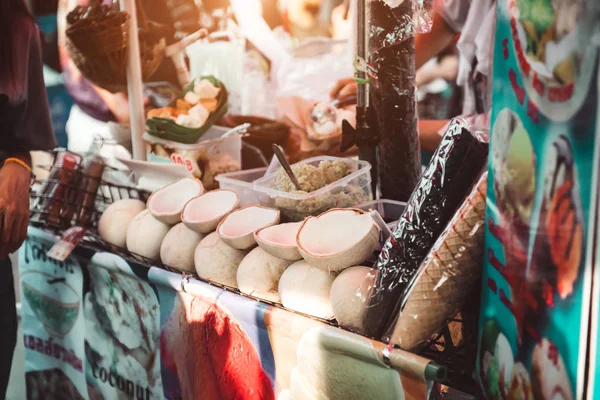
[253,156,372,200]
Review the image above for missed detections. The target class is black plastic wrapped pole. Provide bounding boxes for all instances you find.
[368,0,420,201]
[355,0,378,195]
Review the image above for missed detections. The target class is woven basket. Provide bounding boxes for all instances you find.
[66,0,165,93]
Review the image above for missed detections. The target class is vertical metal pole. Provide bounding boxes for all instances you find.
[356,0,369,110]
[119,0,147,161]
[355,0,378,195]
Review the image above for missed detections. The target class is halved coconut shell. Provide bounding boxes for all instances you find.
[182,189,240,233]
[254,222,303,261]
[217,205,280,250]
[148,177,205,225]
[297,208,380,272]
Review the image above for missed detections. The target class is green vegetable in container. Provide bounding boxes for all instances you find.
[146,75,229,144]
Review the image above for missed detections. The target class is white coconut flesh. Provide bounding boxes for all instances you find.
[126,210,171,261]
[297,209,380,272]
[182,190,239,233]
[148,178,204,224]
[218,206,280,250]
[278,260,336,320]
[254,222,303,261]
[98,199,146,248]
[236,247,294,303]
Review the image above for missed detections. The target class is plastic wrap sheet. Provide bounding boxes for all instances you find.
[388,172,488,350]
[368,0,428,202]
[368,0,432,54]
[275,39,354,102]
[362,117,489,339]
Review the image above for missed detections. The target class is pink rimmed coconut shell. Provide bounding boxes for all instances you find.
[147,177,204,225]
[296,208,380,272]
[217,205,280,250]
[182,189,240,233]
[254,222,303,261]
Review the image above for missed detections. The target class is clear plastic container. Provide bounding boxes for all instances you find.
[144,129,241,190]
[356,199,406,230]
[253,156,373,222]
[215,167,267,206]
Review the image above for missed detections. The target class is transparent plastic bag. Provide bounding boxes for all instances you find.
[361,117,489,339]
[186,37,245,114]
[275,38,355,102]
[368,0,433,56]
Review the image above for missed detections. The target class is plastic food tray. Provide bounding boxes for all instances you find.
[356,199,406,230]
[215,167,267,206]
[253,156,373,222]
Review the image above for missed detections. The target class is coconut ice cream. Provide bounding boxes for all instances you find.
[492,110,536,225]
[504,124,536,223]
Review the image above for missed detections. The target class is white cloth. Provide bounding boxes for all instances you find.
[65,105,132,161]
[437,0,496,115]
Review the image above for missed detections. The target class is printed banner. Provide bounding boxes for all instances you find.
[20,228,87,399]
[477,0,600,399]
[20,228,163,400]
[20,227,431,400]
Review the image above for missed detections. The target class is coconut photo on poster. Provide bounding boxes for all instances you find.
[82,252,163,400]
[477,0,599,398]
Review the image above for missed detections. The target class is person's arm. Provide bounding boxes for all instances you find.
[329,77,357,99]
[0,155,32,258]
[94,88,131,124]
[418,119,449,152]
[415,11,457,70]
[0,19,56,258]
[416,54,459,86]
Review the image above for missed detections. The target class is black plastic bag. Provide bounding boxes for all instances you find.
[362,117,489,339]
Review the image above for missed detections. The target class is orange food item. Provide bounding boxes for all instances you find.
[177,99,193,111]
[200,98,218,112]
[545,180,583,300]
[147,107,178,119]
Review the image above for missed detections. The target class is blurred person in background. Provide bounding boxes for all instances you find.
[0,0,57,397]
[279,0,344,40]
[416,43,461,120]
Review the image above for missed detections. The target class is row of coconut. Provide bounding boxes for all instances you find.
[97,177,381,330]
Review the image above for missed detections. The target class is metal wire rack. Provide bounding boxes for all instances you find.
[28,151,478,395]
